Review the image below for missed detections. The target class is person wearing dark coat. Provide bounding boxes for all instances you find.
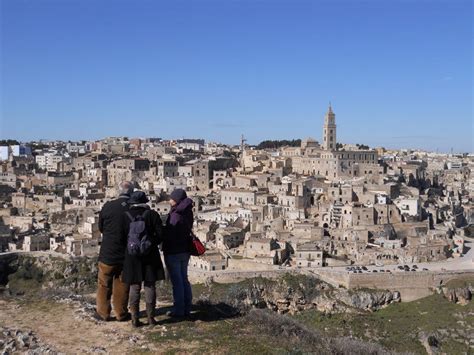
[163,188,193,318]
[122,191,165,327]
[96,181,133,322]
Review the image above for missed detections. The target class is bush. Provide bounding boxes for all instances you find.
[9,259,44,283]
[427,335,439,347]
[246,309,330,353]
[246,309,391,354]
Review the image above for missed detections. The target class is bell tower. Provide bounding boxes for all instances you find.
[322,103,336,150]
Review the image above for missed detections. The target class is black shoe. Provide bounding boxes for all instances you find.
[131,314,144,328]
[92,310,110,322]
[117,313,131,322]
[166,311,185,319]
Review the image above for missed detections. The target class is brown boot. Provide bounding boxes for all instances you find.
[130,306,143,328]
[146,303,157,326]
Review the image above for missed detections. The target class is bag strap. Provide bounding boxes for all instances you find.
[125,211,134,222]
[141,209,150,219]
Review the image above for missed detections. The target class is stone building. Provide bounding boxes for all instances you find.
[187,159,210,192]
[22,233,50,252]
[294,242,324,267]
[0,172,17,188]
[322,104,336,150]
[215,226,246,250]
[190,251,227,271]
[36,153,65,172]
[221,188,256,208]
[157,159,179,178]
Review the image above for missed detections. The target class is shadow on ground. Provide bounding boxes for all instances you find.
[155,301,240,325]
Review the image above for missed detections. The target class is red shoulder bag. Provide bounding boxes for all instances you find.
[190,233,206,256]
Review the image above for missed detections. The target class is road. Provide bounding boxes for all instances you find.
[327,240,474,275]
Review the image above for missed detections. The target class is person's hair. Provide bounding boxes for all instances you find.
[118,181,134,196]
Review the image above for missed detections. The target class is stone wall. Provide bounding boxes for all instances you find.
[227,258,278,271]
[188,268,287,284]
[314,268,474,302]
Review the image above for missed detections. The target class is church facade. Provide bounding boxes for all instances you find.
[284,105,380,180]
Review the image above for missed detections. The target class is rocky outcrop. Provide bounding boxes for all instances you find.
[217,275,400,315]
[442,286,472,305]
[336,289,401,311]
[2,254,98,296]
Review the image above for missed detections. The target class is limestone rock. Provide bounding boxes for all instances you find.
[442,286,472,305]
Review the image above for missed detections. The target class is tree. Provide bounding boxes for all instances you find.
[356,143,370,150]
[256,139,301,150]
[0,139,20,146]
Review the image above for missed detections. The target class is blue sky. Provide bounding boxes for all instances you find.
[1,0,472,152]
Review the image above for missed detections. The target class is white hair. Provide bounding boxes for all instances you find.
[118,181,134,196]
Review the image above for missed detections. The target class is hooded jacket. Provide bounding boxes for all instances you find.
[163,197,194,255]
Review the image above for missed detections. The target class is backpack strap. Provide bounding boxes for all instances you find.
[142,209,150,219]
[125,211,135,222]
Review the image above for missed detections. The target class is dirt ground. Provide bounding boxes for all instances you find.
[0,297,174,354]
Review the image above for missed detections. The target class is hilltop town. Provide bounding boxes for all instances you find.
[1,106,472,290]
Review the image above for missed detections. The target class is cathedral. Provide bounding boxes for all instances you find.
[282,105,381,180]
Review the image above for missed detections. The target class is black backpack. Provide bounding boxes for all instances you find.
[126,210,153,256]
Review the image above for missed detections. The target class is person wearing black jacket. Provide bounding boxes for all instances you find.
[96,181,133,322]
[122,191,165,327]
[163,188,193,318]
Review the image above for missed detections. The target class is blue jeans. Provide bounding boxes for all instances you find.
[165,253,192,316]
